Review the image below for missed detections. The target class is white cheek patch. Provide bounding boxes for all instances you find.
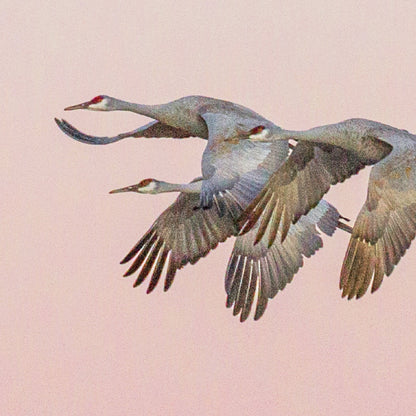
[141,181,157,193]
[89,98,109,110]
[249,128,270,140]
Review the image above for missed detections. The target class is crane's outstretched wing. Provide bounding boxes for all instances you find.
[55,118,194,145]
[339,157,416,299]
[226,200,345,321]
[121,176,351,321]
[121,190,242,293]
[238,140,386,246]
[120,163,276,294]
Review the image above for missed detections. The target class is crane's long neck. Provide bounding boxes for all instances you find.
[111,99,170,121]
[106,97,208,137]
[279,119,393,163]
[154,180,202,194]
[280,123,355,148]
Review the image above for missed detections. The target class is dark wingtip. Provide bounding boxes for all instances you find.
[123,269,134,277]
[254,233,262,246]
[239,310,250,323]
[267,231,278,248]
[356,291,365,299]
[54,118,65,130]
[254,308,266,321]
[53,117,118,145]
[336,220,353,234]
[279,227,290,244]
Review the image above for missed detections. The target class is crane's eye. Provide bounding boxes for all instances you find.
[91,95,103,104]
[139,178,153,187]
[250,125,265,135]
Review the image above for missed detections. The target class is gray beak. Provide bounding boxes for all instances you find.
[64,101,90,111]
[109,185,137,194]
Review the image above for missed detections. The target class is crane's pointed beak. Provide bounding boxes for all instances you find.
[64,101,90,111]
[109,184,138,194]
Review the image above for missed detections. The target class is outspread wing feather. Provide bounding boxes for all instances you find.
[121,191,241,292]
[226,200,344,321]
[339,157,416,299]
[120,128,290,297]
[239,142,368,245]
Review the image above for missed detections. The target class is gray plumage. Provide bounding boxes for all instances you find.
[55,94,351,320]
[244,118,416,299]
[55,95,280,211]
[111,178,346,321]
[55,94,275,143]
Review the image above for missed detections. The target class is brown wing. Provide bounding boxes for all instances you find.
[239,142,368,246]
[340,157,416,299]
[121,192,241,293]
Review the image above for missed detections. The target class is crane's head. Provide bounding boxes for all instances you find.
[64,95,113,111]
[247,125,275,141]
[109,178,159,195]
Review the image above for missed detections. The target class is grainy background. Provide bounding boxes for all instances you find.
[2,1,416,414]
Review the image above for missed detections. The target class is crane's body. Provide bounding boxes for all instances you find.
[245,117,416,299]
[57,94,416,310]
[59,95,277,142]
[55,94,351,321]
[110,177,348,321]
[56,95,281,211]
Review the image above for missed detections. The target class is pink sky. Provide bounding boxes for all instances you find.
[2,1,416,414]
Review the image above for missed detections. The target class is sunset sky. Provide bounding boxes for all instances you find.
[3,1,416,414]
